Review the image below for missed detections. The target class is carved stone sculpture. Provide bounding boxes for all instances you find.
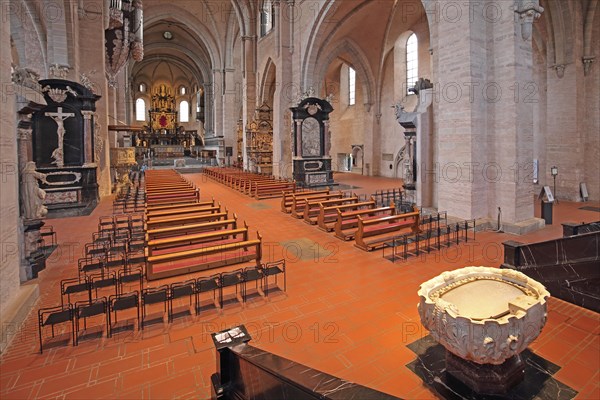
[21,162,48,220]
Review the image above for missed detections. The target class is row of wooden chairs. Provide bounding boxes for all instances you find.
[39,261,286,353]
[39,293,138,352]
[383,220,476,262]
[98,213,144,235]
[61,268,144,305]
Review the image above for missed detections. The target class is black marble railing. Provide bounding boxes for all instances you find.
[562,221,600,237]
[211,326,402,400]
[502,231,600,312]
[503,231,599,269]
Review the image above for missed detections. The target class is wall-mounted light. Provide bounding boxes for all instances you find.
[551,166,558,177]
[163,31,173,40]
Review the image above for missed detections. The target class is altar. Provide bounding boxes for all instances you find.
[133,84,200,154]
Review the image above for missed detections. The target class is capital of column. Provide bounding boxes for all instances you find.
[17,127,32,140]
[583,57,595,76]
[551,64,567,79]
[515,1,544,41]
[81,110,94,120]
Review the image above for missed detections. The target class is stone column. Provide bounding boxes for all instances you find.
[210,69,223,138]
[81,110,94,165]
[79,4,110,196]
[489,1,541,227]
[272,0,294,178]
[242,35,257,168]
[433,1,488,221]
[222,68,237,163]
[0,3,39,353]
[415,88,435,208]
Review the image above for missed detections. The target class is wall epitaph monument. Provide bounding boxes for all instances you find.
[32,79,101,215]
[290,97,334,187]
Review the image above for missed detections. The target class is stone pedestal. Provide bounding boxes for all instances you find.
[446,352,525,394]
[21,219,46,281]
[38,166,99,217]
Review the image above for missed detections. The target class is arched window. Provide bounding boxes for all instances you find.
[135,98,146,121]
[406,33,418,94]
[139,83,146,92]
[348,66,356,106]
[180,86,186,95]
[179,101,189,122]
[260,0,274,37]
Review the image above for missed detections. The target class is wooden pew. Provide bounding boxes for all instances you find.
[146,210,228,230]
[304,196,359,225]
[290,192,343,219]
[146,215,238,241]
[354,208,420,251]
[280,189,329,213]
[146,204,221,221]
[146,188,200,205]
[253,181,296,199]
[146,232,263,280]
[147,224,250,257]
[146,199,214,213]
[243,176,275,194]
[317,199,376,232]
[334,204,396,241]
[145,182,192,190]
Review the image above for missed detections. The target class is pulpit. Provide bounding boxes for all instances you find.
[290,97,334,187]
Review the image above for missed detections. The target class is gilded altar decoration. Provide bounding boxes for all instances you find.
[134,84,199,152]
[245,103,274,174]
[149,85,177,131]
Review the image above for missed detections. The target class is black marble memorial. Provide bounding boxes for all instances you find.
[210,325,401,400]
[290,97,335,188]
[32,79,101,216]
[502,232,600,313]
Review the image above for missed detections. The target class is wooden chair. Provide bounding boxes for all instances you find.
[38,305,74,353]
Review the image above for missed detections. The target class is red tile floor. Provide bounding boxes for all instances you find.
[1,172,599,399]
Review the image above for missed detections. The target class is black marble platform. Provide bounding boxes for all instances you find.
[562,221,600,237]
[579,206,600,212]
[406,335,577,400]
[221,344,402,400]
[46,200,97,218]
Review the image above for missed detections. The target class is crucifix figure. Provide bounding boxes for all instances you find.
[45,107,75,167]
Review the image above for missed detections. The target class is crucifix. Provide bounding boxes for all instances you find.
[45,107,75,167]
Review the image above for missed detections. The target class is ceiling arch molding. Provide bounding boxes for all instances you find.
[143,4,223,68]
[225,10,241,69]
[132,55,206,87]
[314,38,375,109]
[10,0,48,76]
[141,42,212,81]
[258,58,277,105]
[543,0,574,77]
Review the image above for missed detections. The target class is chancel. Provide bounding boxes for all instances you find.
[1,1,599,399]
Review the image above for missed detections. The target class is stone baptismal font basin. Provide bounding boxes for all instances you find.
[418,266,550,394]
